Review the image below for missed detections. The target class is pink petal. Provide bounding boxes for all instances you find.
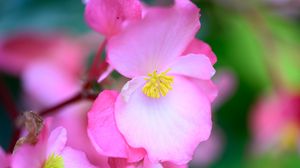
[183,38,217,65]
[162,162,187,168]
[11,143,46,168]
[191,79,218,102]
[142,156,163,168]
[0,147,10,167]
[22,62,81,108]
[108,158,140,168]
[85,0,142,37]
[120,77,146,102]
[212,69,236,107]
[115,76,212,164]
[61,147,96,168]
[47,127,67,156]
[98,65,114,83]
[190,128,224,167]
[169,54,215,80]
[0,33,86,76]
[107,6,200,78]
[49,101,109,167]
[88,90,145,161]
[0,33,55,76]
[250,94,286,151]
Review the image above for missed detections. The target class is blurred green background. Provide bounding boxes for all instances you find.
[1,0,300,167]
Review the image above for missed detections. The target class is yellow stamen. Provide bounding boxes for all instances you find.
[44,153,64,168]
[142,69,174,98]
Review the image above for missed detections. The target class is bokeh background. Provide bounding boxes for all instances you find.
[1,0,300,167]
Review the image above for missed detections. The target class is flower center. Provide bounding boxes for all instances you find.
[142,69,174,98]
[44,153,64,168]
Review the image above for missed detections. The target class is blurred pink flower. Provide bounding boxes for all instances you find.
[0,33,90,109]
[0,147,10,168]
[85,0,142,38]
[250,92,300,152]
[11,124,95,168]
[2,33,109,167]
[0,33,86,77]
[212,69,236,109]
[106,5,215,164]
[22,61,82,109]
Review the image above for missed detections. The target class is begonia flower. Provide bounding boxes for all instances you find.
[251,92,300,153]
[106,5,215,164]
[11,124,95,168]
[85,0,142,38]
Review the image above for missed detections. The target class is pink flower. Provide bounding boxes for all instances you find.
[250,92,300,152]
[105,5,215,164]
[11,124,95,168]
[0,33,90,109]
[0,33,86,77]
[85,0,142,38]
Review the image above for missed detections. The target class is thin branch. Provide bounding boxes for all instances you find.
[88,39,108,81]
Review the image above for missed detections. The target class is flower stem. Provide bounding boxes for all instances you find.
[88,39,108,81]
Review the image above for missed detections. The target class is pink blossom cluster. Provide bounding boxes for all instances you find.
[251,91,300,153]
[0,0,217,167]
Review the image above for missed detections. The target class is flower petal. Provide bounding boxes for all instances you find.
[47,127,67,156]
[115,76,212,164]
[183,38,217,65]
[162,162,187,168]
[22,62,81,108]
[191,79,218,102]
[107,6,200,78]
[11,143,46,168]
[170,54,215,80]
[97,65,114,83]
[49,100,110,167]
[0,148,10,167]
[61,147,96,168]
[85,0,142,37]
[87,90,145,161]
